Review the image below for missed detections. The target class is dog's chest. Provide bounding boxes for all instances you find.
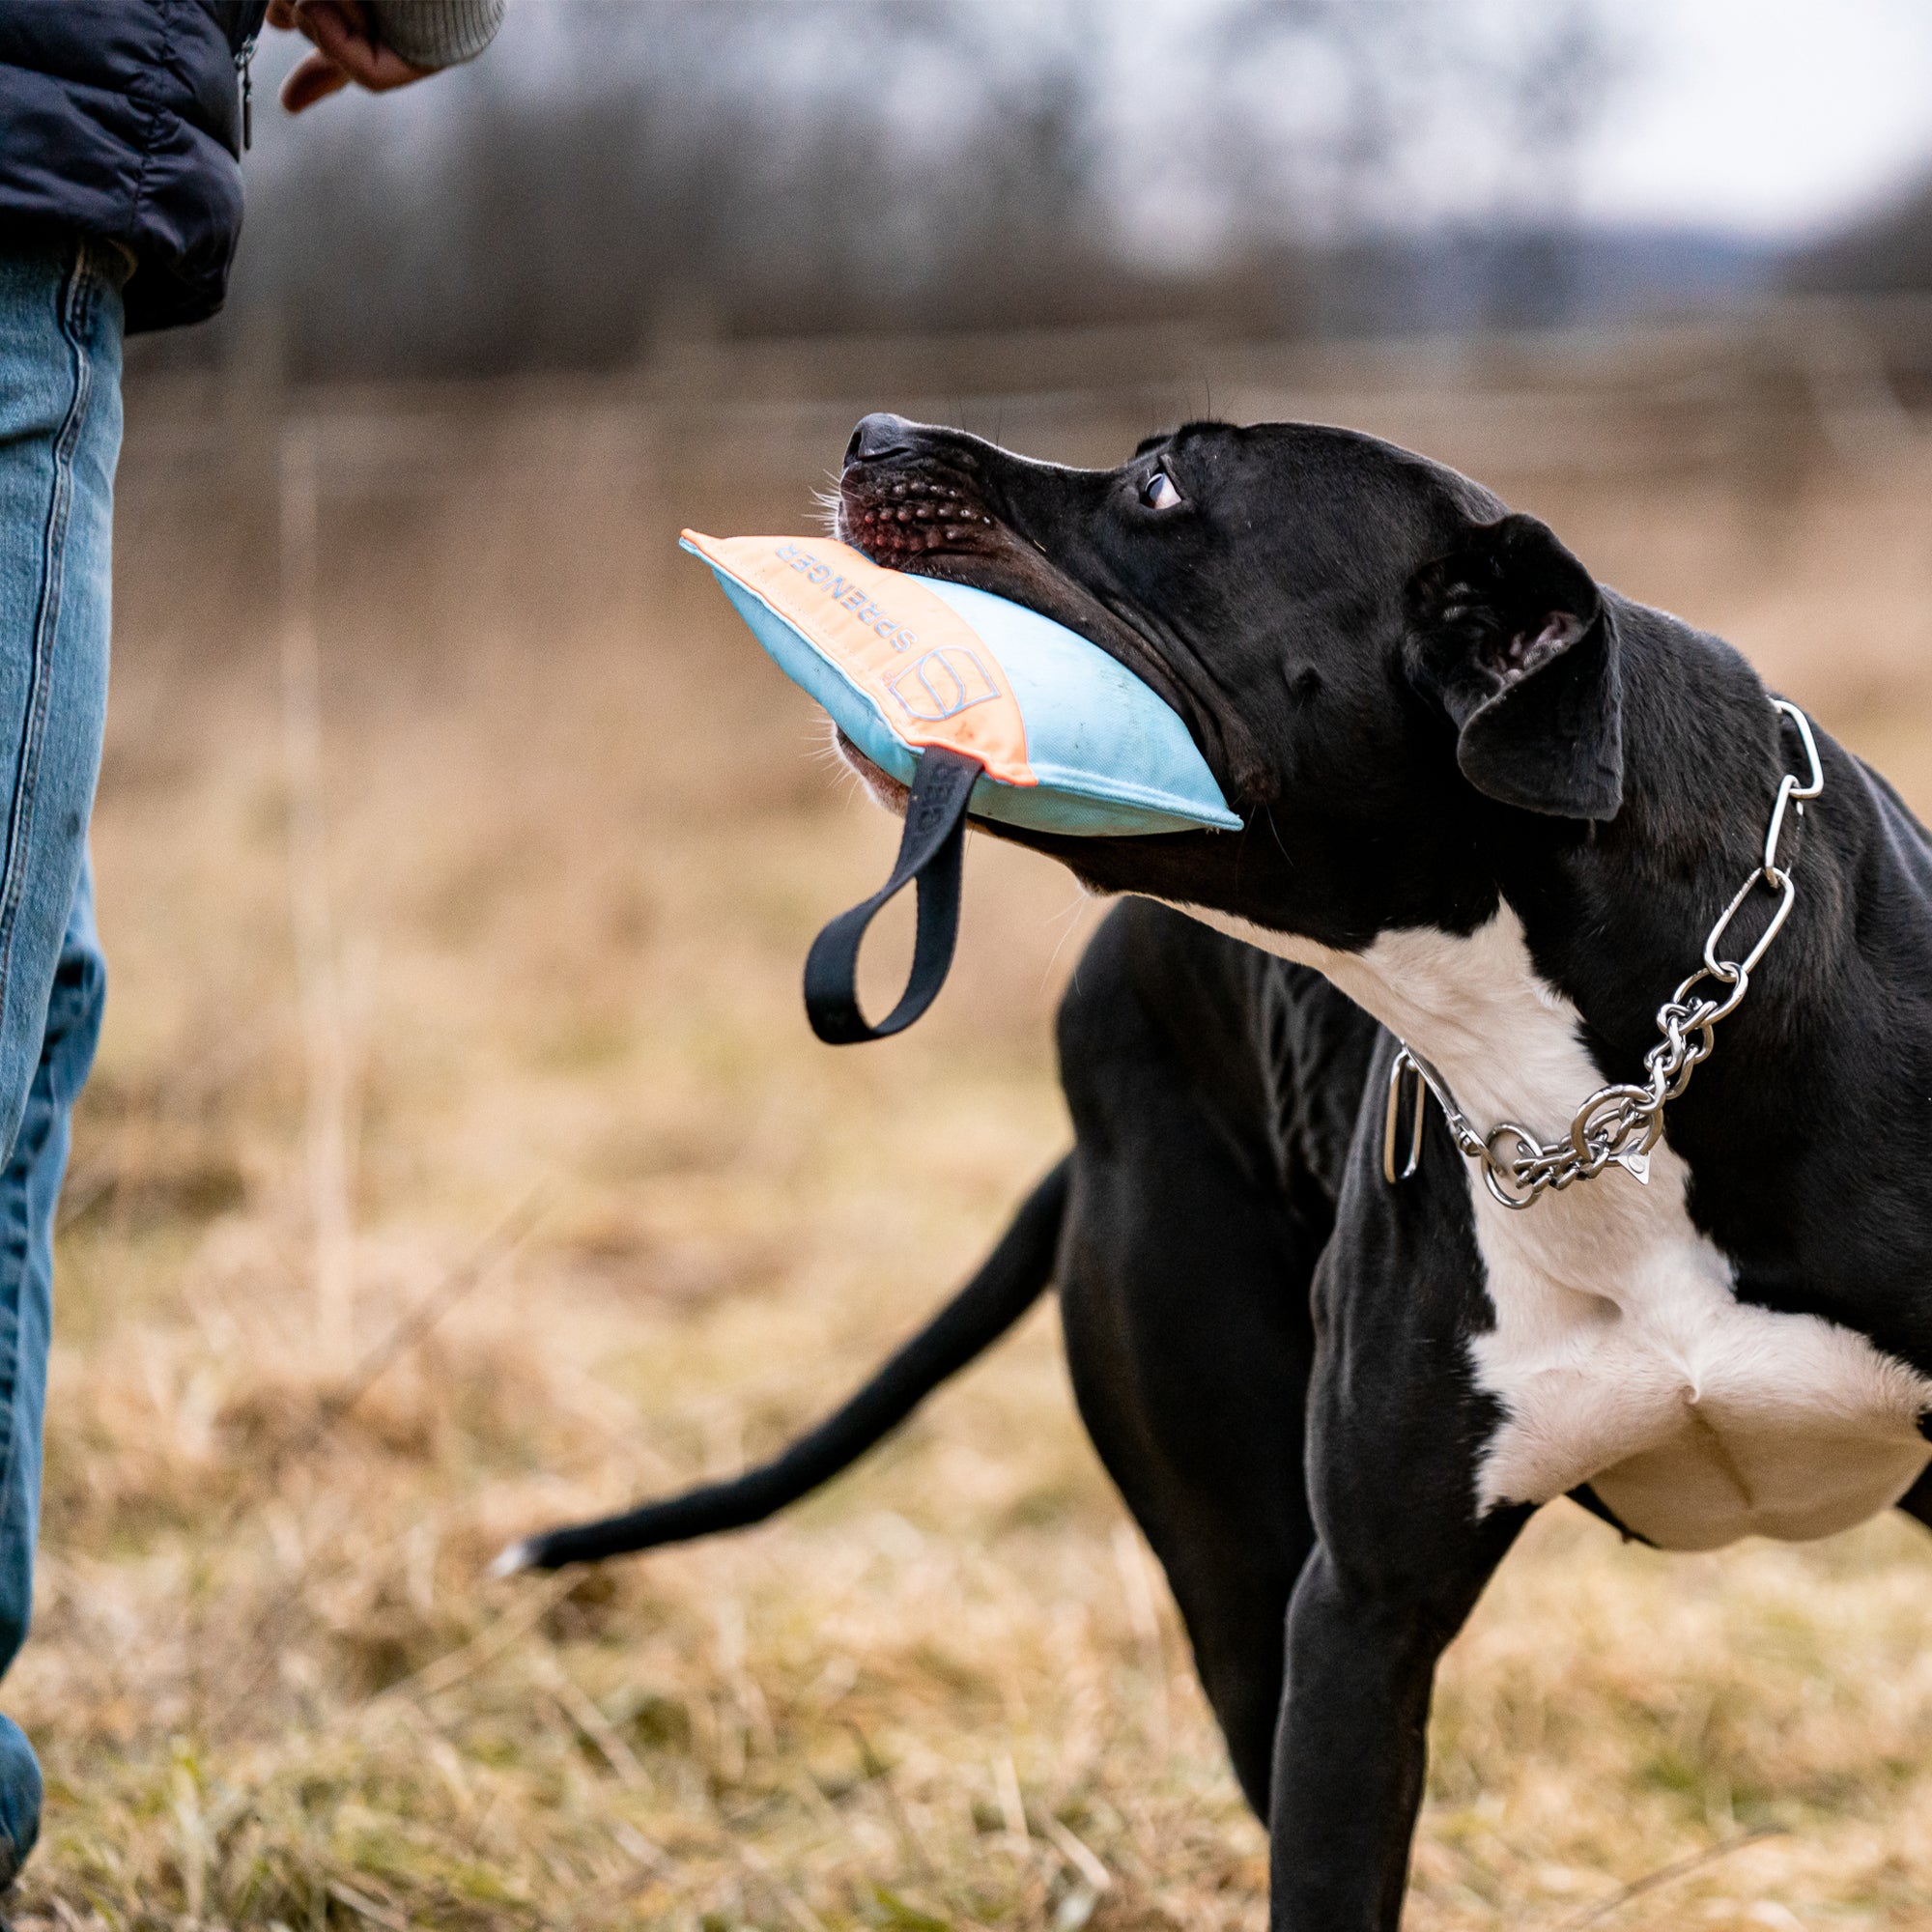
[1464,1161,1932,1548]
[1175,901,1932,1551]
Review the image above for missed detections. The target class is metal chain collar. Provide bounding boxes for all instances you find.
[1382,697,1824,1212]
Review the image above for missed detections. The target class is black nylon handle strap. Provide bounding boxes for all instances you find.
[804,748,982,1045]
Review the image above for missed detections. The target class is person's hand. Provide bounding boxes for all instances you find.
[270,0,429,113]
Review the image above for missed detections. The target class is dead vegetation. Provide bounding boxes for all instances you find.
[11,342,1932,1927]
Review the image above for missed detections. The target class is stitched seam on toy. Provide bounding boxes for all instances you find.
[1020,758,1239,824]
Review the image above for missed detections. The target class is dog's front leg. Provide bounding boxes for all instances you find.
[1266,1515,1523,1930]
[1266,1101,1530,1930]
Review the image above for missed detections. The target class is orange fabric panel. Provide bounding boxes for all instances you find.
[682,531,1037,787]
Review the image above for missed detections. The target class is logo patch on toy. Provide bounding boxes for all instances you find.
[888,648,1002,723]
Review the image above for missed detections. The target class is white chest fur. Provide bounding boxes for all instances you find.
[1166,899,1932,1551]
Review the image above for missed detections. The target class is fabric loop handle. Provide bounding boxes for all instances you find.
[804,749,983,1044]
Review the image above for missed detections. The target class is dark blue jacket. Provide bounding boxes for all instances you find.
[0,0,269,332]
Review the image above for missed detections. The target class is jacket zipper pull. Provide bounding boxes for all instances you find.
[236,36,258,151]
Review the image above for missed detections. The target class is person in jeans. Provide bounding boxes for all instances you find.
[0,0,505,1886]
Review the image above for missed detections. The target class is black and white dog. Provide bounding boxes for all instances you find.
[503,414,1932,1929]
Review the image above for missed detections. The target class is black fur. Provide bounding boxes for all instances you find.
[1405,513,1623,819]
[511,415,1932,1930]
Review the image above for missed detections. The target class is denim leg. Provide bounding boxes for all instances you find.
[0,876,103,1880]
[0,243,123,1884]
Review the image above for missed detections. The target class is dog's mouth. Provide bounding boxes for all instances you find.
[835,440,1202,736]
[830,429,1266,911]
[831,415,1272,820]
[831,455,994,815]
[837,470,1003,571]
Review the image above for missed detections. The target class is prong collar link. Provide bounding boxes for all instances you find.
[1383,697,1823,1211]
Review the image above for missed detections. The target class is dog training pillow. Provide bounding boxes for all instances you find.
[681,531,1240,837]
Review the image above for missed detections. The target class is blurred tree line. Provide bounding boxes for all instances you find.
[1794,170,1932,298]
[146,0,1663,381]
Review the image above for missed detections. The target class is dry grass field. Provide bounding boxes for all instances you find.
[10,333,1932,1929]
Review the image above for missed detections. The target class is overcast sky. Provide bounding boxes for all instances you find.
[254,0,1932,244]
[1577,0,1932,236]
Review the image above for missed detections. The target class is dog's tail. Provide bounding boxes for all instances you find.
[491,1156,1070,1575]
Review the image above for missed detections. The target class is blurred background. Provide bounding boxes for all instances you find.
[24,2,1932,1926]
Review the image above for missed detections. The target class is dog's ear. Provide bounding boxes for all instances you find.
[1405,513,1623,820]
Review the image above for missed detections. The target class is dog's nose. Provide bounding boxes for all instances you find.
[845,412,915,467]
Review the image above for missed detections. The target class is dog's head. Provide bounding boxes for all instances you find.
[836,412,1622,950]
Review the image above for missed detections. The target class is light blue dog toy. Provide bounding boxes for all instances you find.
[684,530,1240,1040]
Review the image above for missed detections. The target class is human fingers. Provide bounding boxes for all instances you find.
[294,0,429,93]
[278,48,353,113]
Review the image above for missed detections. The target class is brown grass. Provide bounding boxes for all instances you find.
[11,355,1932,1928]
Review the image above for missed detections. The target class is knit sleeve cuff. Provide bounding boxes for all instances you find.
[368,0,508,71]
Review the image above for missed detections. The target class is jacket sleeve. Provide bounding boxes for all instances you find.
[367,0,506,71]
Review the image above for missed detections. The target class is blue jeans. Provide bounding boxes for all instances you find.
[0,243,121,1882]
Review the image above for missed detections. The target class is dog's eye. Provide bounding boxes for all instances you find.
[1140,470,1184,512]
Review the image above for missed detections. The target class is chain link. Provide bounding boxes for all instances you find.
[1383,698,1824,1211]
